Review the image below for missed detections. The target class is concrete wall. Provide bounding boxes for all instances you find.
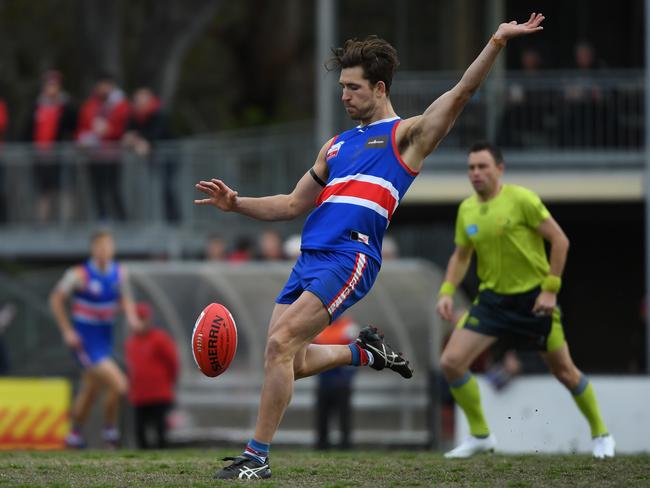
[455,375,650,454]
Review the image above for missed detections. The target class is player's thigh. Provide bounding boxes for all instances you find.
[92,358,128,394]
[267,290,330,352]
[267,303,292,338]
[76,368,102,399]
[441,327,497,371]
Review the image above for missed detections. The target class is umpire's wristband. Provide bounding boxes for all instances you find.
[438,281,456,297]
[541,275,562,293]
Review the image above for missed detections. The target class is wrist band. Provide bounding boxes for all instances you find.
[491,35,507,49]
[439,281,456,297]
[541,275,562,293]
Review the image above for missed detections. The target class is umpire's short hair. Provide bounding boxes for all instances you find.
[469,141,504,164]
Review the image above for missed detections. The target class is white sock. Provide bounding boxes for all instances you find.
[366,350,374,366]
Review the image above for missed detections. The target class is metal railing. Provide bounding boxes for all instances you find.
[390,69,644,151]
[0,70,643,256]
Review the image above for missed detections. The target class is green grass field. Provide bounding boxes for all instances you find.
[1,449,649,487]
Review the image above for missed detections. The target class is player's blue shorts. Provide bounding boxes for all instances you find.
[72,322,113,368]
[276,250,380,322]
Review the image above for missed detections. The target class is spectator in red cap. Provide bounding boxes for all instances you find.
[23,70,77,223]
[124,302,179,449]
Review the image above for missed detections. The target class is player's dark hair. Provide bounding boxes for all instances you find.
[469,141,504,164]
[327,35,399,94]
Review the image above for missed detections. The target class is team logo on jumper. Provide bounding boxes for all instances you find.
[326,141,344,160]
[364,135,388,148]
[466,224,478,236]
[88,280,103,295]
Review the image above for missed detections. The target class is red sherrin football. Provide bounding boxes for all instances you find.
[191,303,238,377]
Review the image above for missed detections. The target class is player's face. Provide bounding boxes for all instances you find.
[91,235,115,265]
[339,67,378,121]
[467,150,504,198]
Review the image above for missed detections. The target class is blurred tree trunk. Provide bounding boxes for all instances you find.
[129,0,224,106]
[77,0,223,105]
[77,0,124,94]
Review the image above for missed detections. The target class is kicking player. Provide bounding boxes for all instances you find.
[50,229,141,448]
[436,142,614,459]
[196,14,546,479]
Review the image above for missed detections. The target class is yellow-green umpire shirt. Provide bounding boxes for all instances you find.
[454,184,551,294]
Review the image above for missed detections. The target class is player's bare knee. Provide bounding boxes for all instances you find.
[265,333,295,366]
[111,377,128,397]
[440,352,464,379]
[552,367,578,389]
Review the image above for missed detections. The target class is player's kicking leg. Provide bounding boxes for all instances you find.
[441,327,497,458]
[215,296,413,479]
[540,343,615,458]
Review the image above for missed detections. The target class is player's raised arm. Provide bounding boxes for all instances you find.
[399,13,545,167]
[194,138,331,221]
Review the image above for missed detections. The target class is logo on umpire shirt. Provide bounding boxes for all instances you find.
[364,135,388,148]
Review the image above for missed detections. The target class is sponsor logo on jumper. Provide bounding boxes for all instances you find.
[351,230,370,245]
[364,135,388,148]
[466,224,478,236]
[326,141,344,160]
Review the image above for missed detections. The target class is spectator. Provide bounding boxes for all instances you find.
[123,88,178,222]
[0,95,8,222]
[283,234,302,260]
[497,47,552,147]
[257,229,285,261]
[205,234,227,261]
[561,41,609,147]
[312,315,359,450]
[77,74,131,220]
[125,302,179,449]
[24,70,77,223]
[227,236,254,263]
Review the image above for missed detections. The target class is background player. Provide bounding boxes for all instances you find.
[49,229,141,448]
[436,141,614,458]
[196,13,546,480]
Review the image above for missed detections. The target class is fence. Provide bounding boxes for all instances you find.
[0,69,643,257]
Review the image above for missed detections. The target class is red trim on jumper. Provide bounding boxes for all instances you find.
[326,134,338,150]
[391,120,419,177]
[316,180,397,219]
[72,303,116,321]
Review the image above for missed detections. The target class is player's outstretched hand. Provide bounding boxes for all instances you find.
[195,178,239,212]
[495,12,545,42]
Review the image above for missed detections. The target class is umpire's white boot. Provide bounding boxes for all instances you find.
[592,434,615,459]
[444,434,497,458]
